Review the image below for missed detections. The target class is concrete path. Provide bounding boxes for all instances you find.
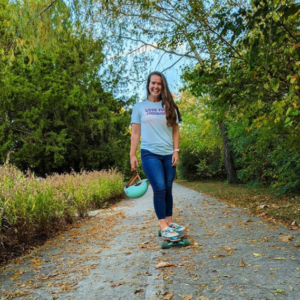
[1,183,300,300]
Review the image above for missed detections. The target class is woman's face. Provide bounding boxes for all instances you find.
[148,75,163,98]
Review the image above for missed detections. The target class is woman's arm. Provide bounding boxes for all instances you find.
[172,124,180,166]
[130,123,141,170]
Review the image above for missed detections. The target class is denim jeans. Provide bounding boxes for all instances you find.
[141,149,176,219]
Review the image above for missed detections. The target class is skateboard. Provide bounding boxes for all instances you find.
[158,230,191,249]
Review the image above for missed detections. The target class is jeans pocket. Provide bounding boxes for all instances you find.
[141,149,152,160]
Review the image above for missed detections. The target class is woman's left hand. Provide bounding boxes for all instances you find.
[172,151,179,166]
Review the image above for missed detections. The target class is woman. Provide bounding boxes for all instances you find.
[130,71,185,239]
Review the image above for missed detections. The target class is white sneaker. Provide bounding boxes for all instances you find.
[169,223,185,232]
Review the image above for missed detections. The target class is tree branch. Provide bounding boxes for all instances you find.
[155,52,168,70]
[201,20,245,61]
[119,35,198,60]
[161,55,186,73]
[279,18,299,43]
[39,0,57,17]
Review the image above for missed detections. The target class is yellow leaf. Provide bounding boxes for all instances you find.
[253,253,263,257]
[291,74,298,84]
[221,246,237,251]
[239,259,245,267]
[164,293,174,300]
[209,254,226,258]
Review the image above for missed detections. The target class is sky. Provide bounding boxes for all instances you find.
[118,45,193,102]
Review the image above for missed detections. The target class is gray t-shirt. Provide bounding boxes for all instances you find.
[131,99,178,155]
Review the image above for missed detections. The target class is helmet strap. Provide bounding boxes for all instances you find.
[127,170,142,187]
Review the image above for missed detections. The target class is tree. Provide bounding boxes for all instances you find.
[182,0,300,192]
[177,92,224,180]
[0,0,131,176]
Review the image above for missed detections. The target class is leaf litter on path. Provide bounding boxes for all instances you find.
[1,208,126,298]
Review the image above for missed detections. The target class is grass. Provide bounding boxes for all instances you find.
[0,163,124,264]
[176,179,300,228]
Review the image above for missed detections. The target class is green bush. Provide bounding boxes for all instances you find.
[178,147,225,180]
[0,163,124,249]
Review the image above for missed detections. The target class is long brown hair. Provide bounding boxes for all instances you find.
[146,71,182,127]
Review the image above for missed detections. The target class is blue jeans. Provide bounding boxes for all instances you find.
[141,149,176,219]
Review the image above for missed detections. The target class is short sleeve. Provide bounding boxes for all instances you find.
[131,103,141,124]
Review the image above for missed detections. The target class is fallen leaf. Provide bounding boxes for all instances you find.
[253,253,263,257]
[279,234,293,243]
[239,259,245,267]
[257,212,268,217]
[110,281,125,287]
[140,241,150,248]
[273,257,287,260]
[164,292,174,300]
[221,246,237,252]
[271,204,279,208]
[179,295,193,300]
[155,262,175,269]
[199,297,211,300]
[209,254,226,259]
[258,204,270,209]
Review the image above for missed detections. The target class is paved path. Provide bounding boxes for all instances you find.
[1,183,300,300]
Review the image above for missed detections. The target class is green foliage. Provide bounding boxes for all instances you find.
[182,0,300,194]
[0,1,131,176]
[177,93,225,180]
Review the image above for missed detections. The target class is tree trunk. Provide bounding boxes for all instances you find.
[218,121,240,184]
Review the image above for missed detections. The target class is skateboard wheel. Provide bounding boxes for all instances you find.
[161,241,170,249]
[158,230,161,237]
[183,239,191,246]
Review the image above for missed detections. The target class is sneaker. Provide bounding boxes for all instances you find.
[169,223,185,232]
[161,227,179,239]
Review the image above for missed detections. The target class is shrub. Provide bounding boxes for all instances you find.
[0,164,124,254]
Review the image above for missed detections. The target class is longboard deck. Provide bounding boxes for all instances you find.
[158,230,191,249]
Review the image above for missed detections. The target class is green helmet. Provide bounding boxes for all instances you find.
[124,179,148,198]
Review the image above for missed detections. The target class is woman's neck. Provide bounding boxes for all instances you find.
[147,95,161,102]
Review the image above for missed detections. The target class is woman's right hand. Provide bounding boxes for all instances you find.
[130,155,139,171]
